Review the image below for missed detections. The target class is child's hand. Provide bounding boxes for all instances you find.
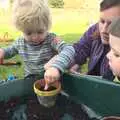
[0,49,4,64]
[44,67,60,86]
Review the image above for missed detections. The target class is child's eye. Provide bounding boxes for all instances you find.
[114,53,120,57]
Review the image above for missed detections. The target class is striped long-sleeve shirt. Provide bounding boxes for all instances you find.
[3,33,75,76]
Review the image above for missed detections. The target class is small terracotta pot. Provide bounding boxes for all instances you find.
[103,116,120,120]
[33,79,61,107]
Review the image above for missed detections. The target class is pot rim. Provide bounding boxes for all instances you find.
[33,79,61,96]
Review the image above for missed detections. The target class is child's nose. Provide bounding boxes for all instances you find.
[31,33,38,40]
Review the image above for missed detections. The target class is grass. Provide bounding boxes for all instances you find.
[0,56,24,80]
[0,8,99,79]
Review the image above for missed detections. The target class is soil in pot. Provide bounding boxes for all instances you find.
[39,86,56,91]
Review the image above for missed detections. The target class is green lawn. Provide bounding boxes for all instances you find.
[0,8,98,79]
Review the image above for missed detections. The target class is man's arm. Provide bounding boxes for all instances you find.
[74,23,99,65]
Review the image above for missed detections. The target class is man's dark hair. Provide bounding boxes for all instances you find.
[100,0,120,11]
[108,17,120,38]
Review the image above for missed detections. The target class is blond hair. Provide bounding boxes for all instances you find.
[12,0,51,32]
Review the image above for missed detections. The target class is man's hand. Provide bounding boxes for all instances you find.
[69,64,80,74]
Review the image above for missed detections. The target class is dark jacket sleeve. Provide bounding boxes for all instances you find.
[73,23,99,65]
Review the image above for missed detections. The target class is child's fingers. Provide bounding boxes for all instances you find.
[44,83,49,90]
[44,75,59,84]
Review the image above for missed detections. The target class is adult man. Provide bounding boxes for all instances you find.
[70,0,120,80]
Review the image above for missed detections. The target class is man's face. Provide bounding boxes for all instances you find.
[99,6,120,44]
[107,34,120,77]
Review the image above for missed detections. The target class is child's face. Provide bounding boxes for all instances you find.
[107,34,120,76]
[23,29,47,44]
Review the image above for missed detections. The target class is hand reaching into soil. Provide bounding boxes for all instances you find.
[0,48,4,64]
[44,67,60,90]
